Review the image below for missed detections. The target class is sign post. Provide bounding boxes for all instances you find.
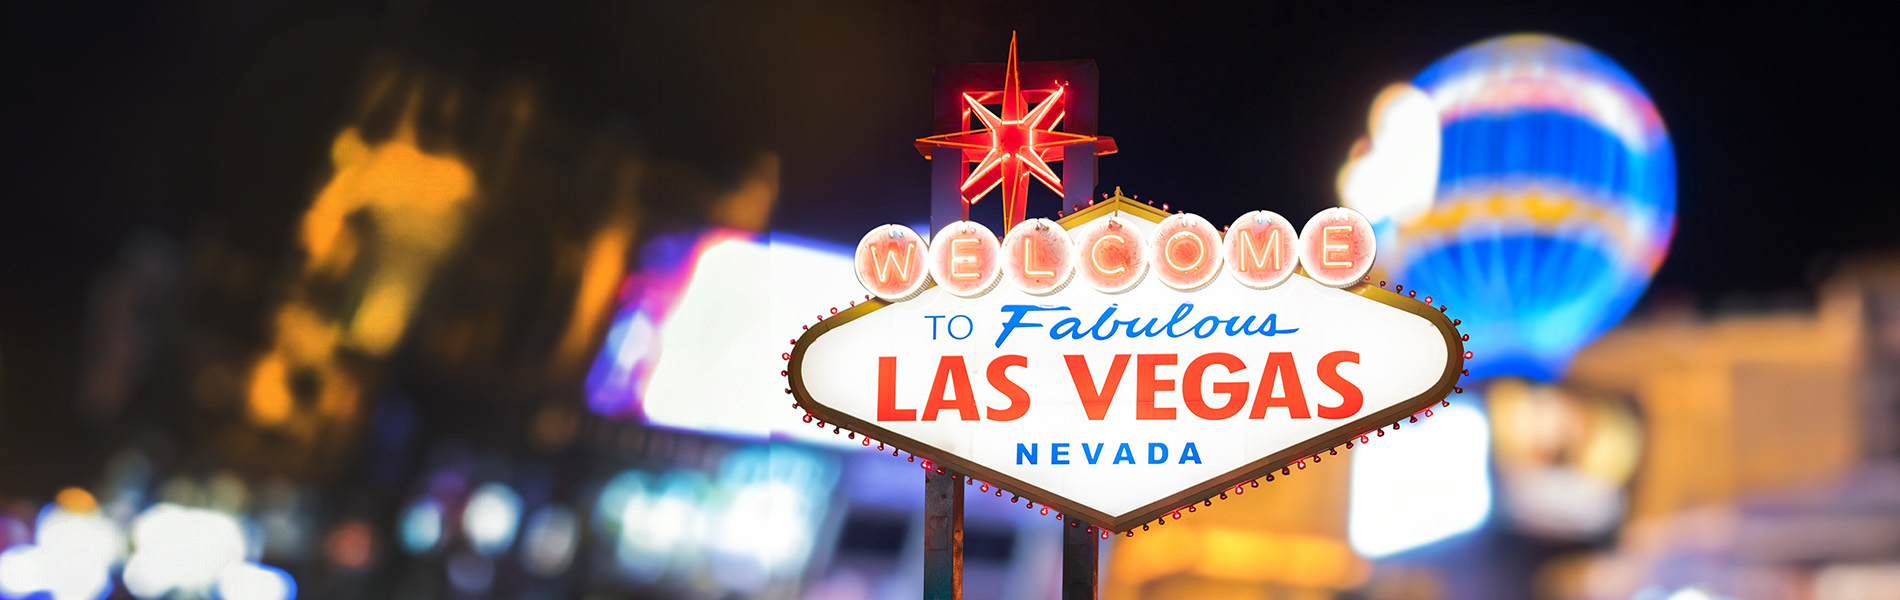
[923,468,963,599]
[1062,518,1099,600]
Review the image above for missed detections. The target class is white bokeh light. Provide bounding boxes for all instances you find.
[2,504,124,600]
[714,481,809,571]
[1338,83,1442,228]
[461,483,522,557]
[630,235,858,447]
[123,504,247,599]
[1348,402,1493,558]
[520,505,578,577]
[215,561,296,600]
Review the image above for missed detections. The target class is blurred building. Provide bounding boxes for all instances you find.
[1535,258,1900,600]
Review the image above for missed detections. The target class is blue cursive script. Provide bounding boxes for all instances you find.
[994,303,1298,348]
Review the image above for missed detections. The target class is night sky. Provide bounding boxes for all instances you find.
[3,1,1895,451]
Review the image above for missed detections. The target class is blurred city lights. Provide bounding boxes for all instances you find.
[99,450,154,521]
[707,446,837,593]
[214,562,296,600]
[462,483,522,557]
[253,481,308,562]
[638,494,699,554]
[122,504,247,599]
[593,470,650,537]
[586,306,658,416]
[0,545,43,599]
[712,481,811,592]
[445,551,494,594]
[398,498,444,556]
[1661,587,1727,600]
[0,517,25,553]
[1337,84,1440,243]
[1348,402,1493,558]
[33,500,124,570]
[581,455,835,588]
[614,471,710,582]
[520,505,578,577]
[52,489,96,514]
[587,232,860,446]
[245,112,476,435]
[1113,525,1369,590]
[0,544,111,600]
[206,472,250,515]
[639,237,780,432]
[301,120,476,357]
[323,519,375,570]
[1490,380,1641,539]
[1813,563,1900,600]
[0,496,123,600]
[557,220,636,368]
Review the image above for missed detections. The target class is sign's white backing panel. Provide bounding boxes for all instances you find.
[796,274,1453,522]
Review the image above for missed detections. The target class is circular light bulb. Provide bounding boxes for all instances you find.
[927,221,1003,297]
[855,224,931,301]
[1150,213,1223,290]
[1074,216,1147,293]
[1001,219,1075,295]
[1298,207,1376,287]
[1223,210,1299,289]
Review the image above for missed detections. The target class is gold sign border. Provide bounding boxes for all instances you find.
[788,203,1465,533]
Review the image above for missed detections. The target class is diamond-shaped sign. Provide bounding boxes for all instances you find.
[789,199,1465,533]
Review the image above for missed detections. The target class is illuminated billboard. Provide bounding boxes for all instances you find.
[788,195,1466,532]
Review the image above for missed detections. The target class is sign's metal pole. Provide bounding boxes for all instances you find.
[923,469,964,599]
[1061,518,1100,600]
[924,128,967,600]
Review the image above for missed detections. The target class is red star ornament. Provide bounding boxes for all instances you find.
[915,33,1109,227]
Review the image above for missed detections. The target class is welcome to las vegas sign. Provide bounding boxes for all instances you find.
[787,193,1466,534]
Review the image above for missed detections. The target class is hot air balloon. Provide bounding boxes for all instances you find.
[1338,33,1676,382]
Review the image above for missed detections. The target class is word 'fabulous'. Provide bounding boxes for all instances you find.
[854,207,1375,300]
[991,302,1298,348]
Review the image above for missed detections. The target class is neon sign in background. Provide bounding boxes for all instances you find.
[585,229,867,447]
[1339,33,1676,383]
[1337,32,1674,561]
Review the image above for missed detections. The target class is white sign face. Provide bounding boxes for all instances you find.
[790,201,1464,531]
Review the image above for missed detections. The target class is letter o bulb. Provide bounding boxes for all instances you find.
[1151,213,1223,290]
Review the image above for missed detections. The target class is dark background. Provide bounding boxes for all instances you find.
[3,0,1895,488]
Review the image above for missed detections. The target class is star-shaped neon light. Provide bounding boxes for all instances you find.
[915,33,1109,227]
